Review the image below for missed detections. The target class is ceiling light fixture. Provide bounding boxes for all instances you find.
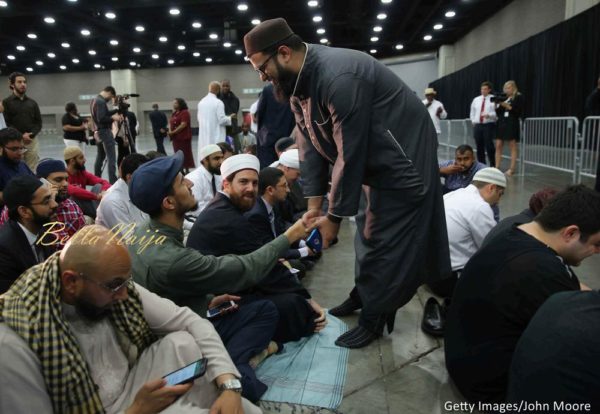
[35,60,43,66]
[193,52,200,57]
[192,21,202,28]
[159,36,168,42]
[60,65,67,70]
[237,3,248,11]
[377,13,387,20]
[47,52,56,58]
[169,8,180,15]
[110,39,119,45]
[151,54,159,59]
[307,0,318,6]
[129,61,136,66]
[111,57,118,61]
[209,33,218,39]
[370,49,377,53]
[72,58,79,63]
[434,23,443,30]
[370,36,379,42]
[312,15,322,22]
[88,50,96,55]
[133,47,141,53]
[445,10,456,18]
[7,55,15,60]
[16,45,25,51]
[81,29,91,36]
[177,45,186,50]
[168,59,175,64]
[316,28,325,34]
[373,26,382,32]
[223,42,231,48]
[27,33,37,39]
[26,67,33,72]
[94,64,101,68]
[395,43,404,50]
[105,12,116,19]
[0,1,8,7]
[44,16,55,24]
[135,25,145,32]
[235,49,242,55]
[381,0,392,3]
[320,38,328,44]
[251,18,261,25]
[423,34,432,41]
[205,57,213,63]
[61,42,70,48]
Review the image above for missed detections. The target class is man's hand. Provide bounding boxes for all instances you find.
[302,208,322,227]
[316,216,341,249]
[308,299,327,332]
[112,114,124,122]
[126,378,192,414]
[209,390,244,414]
[284,219,312,244]
[22,132,33,144]
[208,294,241,314]
[96,191,106,201]
[440,164,462,175]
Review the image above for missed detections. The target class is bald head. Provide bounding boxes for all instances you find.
[61,225,131,277]
[209,81,221,95]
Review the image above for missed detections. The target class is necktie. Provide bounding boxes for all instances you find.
[479,96,486,123]
[268,210,276,238]
[211,175,217,196]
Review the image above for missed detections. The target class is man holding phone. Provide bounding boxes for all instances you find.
[0,225,257,413]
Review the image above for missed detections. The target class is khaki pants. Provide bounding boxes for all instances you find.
[23,137,40,172]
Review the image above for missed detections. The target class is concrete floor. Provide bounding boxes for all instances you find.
[37,133,600,414]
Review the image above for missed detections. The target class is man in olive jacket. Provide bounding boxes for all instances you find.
[126,151,310,402]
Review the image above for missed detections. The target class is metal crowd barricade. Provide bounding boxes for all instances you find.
[578,116,600,182]
[438,119,471,160]
[521,117,579,183]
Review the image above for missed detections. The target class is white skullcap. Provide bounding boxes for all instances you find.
[269,160,280,168]
[220,154,260,178]
[199,144,222,160]
[472,167,507,188]
[279,149,300,170]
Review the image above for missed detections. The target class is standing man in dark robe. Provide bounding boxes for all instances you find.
[218,79,240,139]
[244,18,451,348]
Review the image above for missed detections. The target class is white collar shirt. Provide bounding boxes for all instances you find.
[185,166,222,217]
[470,95,498,125]
[18,222,41,261]
[443,184,497,271]
[422,98,447,134]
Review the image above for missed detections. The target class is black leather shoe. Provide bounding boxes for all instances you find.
[421,297,445,337]
[329,296,362,317]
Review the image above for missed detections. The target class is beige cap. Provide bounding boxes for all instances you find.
[64,146,83,161]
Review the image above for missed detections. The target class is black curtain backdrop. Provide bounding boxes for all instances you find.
[430,3,600,121]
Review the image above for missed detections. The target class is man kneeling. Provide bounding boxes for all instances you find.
[0,225,258,414]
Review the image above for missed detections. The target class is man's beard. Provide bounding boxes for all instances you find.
[31,209,53,227]
[207,164,221,175]
[272,60,299,104]
[74,297,112,322]
[230,191,256,211]
[1,151,19,165]
[74,162,86,171]
[55,191,68,203]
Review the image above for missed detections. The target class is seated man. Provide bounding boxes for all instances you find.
[188,154,326,343]
[422,168,506,337]
[234,122,256,154]
[127,151,311,402]
[439,144,486,194]
[0,127,33,204]
[0,175,57,293]
[274,149,307,223]
[0,225,258,413]
[0,159,86,251]
[273,136,296,160]
[507,291,600,409]
[444,185,600,403]
[64,146,111,218]
[185,144,224,216]
[96,153,149,230]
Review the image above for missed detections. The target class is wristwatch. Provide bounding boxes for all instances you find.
[218,378,242,394]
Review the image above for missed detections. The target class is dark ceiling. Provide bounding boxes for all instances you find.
[0,0,512,75]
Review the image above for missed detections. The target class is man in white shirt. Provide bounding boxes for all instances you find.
[0,225,256,413]
[249,95,260,133]
[421,167,506,337]
[96,153,149,231]
[197,81,235,161]
[422,88,447,138]
[470,81,498,167]
[186,144,224,216]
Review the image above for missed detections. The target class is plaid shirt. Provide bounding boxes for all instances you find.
[0,198,86,250]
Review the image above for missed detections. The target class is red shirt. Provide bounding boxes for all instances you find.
[170,109,192,142]
[67,170,111,200]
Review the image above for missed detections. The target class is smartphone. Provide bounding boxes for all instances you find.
[306,228,323,253]
[206,300,236,319]
[163,358,208,386]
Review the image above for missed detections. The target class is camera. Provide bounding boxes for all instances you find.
[115,93,140,114]
[490,92,508,103]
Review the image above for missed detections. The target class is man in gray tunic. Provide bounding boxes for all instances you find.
[244,18,451,348]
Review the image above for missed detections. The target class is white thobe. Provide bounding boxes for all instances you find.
[185,166,222,216]
[422,98,447,134]
[197,93,231,160]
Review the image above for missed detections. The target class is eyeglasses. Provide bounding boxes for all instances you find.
[3,146,28,153]
[30,197,55,206]
[79,273,133,293]
[253,51,278,77]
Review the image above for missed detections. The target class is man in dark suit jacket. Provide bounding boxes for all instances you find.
[187,154,326,342]
[0,175,57,293]
[148,103,168,155]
